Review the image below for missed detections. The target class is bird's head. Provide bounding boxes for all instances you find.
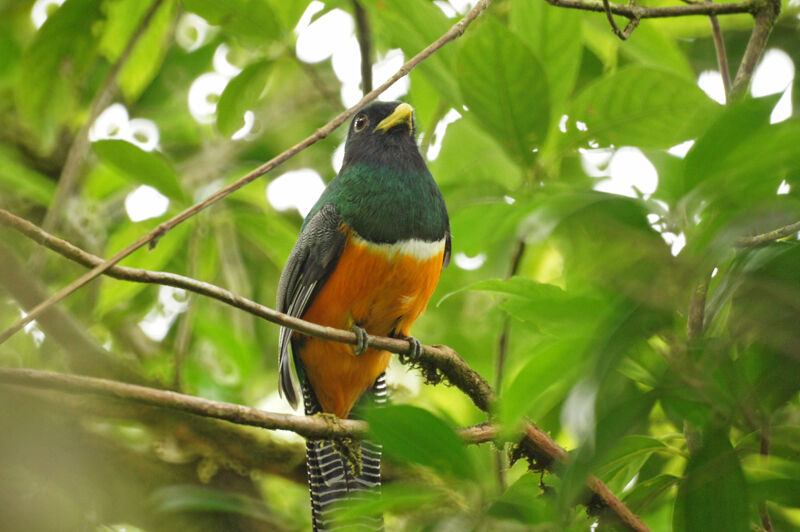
[341,101,422,171]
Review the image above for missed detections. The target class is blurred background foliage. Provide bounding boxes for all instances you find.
[1,0,800,530]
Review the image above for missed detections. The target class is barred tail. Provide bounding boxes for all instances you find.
[304,374,387,531]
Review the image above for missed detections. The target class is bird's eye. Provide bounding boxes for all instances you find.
[354,114,368,132]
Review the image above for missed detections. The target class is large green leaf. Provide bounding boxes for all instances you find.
[181,0,281,44]
[568,66,720,149]
[15,0,103,144]
[99,0,176,102]
[510,0,582,106]
[684,96,799,199]
[498,336,587,434]
[674,427,749,532]
[365,405,475,480]
[93,139,185,201]
[458,19,550,164]
[469,277,607,336]
[217,60,272,137]
[430,116,523,193]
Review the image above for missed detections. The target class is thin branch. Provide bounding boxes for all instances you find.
[602,0,640,40]
[0,367,366,440]
[493,239,527,492]
[352,0,373,95]
[733,220,800,247]
[2,209,649,532]
[39,0,167,236]
[759,424,774,532]
[729,0,781,102]
[0,0,494,346]
[686,272,711,344]
[543,0,759,18]
[709,13,732,96]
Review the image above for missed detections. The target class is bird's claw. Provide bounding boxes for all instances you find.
[399,335,422,360]
[350,324,368,356]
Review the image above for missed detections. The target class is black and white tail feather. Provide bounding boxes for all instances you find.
[303,373,387,531]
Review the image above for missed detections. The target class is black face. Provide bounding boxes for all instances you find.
[342,101,422,171]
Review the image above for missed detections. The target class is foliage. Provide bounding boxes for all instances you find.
[1,0,800,531]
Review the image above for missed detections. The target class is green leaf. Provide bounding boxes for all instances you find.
[93,139,185,201]
[594,435,671,492]
[107,0,176,102]
[458,19,550,164]
[333,482,444,523]
[217,60,272,137]
[151,484,279,524]
[568,66,720,149]
[0,145,56,205]
[365,405,475,480]
[431,116,523,194]
[620,22,693,78]
[684,97,799,200]
[181,0,282,44]
[15,0,103,144]
[623,474,680,513]
[674,427,749,532]
[510,0,582,106]
[470,277,607,336]
[488,474,557,525]
[499,336,586,433]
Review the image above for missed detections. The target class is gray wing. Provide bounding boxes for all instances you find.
[276,204,346,408]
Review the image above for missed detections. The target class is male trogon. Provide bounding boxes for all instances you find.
[277,101,450,530]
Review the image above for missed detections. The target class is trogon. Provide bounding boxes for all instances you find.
[277,101,450,530]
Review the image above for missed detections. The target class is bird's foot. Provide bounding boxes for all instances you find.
[398,334,422,361]
[350,324,368,356]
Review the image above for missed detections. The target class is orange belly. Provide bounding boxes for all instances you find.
[297,232,444,418]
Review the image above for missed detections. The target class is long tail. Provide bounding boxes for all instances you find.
[303,374,387,531]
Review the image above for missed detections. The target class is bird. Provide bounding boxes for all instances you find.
[276,101,450,531]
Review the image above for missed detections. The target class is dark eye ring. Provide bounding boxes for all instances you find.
[354,114,368,132]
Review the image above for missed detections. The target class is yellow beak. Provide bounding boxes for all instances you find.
[373,103,414,135]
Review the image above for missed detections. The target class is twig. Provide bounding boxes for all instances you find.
[686,272,710,344]
[543,0,759,18]
[733,220,800,247]
[39,0,167,237]
[729,0,781,102]
[493,238,527,491]
[709,13,732,96]
[1,209,649,532]
[602,0,641,40]
[759,425,774,532]
[0,0,494,346]
[352,0,373,95]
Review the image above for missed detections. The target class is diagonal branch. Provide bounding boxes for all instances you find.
[0,0,494,346]
[353,0,374,95]
[2,209,648,531]
[729,0,781,102]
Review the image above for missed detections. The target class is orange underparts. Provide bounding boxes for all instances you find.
[297,229,444,419]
